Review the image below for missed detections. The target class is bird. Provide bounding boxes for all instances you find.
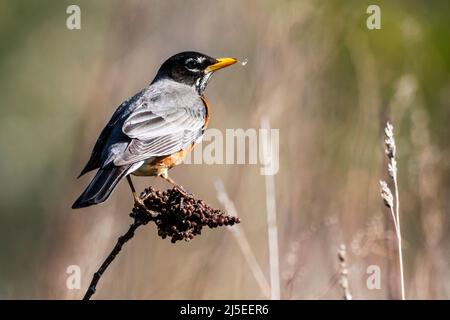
[72,51,237,209]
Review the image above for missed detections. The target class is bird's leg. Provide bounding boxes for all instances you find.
[127,175,159,218]
[126,175,141,203]
[127,175,147,209]
[160,171,191,197]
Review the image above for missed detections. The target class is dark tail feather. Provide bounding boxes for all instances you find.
[72,165,131,209]
[77,161,98,178]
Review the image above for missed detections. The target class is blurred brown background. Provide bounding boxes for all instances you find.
[0,0,449,299]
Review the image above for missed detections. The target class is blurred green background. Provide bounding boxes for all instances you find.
[0,0,449,299]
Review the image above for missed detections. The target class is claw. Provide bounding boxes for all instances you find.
[160,171,193,198]
[133,196,159,218]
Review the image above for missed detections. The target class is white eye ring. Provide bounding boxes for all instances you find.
[185,58,199,72]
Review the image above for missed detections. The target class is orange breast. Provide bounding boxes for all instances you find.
[200,95,210,129]
[159,143,196,168]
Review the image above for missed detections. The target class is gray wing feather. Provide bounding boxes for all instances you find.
[113,81,206,166]
[123,105,204,139]
[78,89,145,176]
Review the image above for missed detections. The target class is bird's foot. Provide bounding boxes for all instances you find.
[174,185,193,198]
[160,172,193,198]
[133,193,159,218]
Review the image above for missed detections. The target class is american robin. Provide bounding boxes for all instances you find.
[72,51,237,209]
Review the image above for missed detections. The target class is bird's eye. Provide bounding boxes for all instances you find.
[185,58,199,71]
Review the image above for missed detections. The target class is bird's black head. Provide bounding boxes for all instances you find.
[154,51,237,94]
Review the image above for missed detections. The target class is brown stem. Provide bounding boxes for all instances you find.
[82,186,239,300]
[83,213,148,300]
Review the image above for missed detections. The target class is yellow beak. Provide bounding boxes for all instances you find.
[205,57,237,73]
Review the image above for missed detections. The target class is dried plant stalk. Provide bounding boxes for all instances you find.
[338,244,352,300]
[83,187,240,300]
[261,117,281,300]
[214,179,271,298]
[379,122,405,300]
